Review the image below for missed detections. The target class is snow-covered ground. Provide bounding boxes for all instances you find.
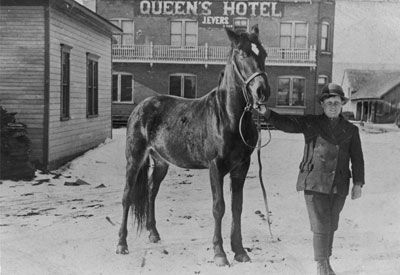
[1,125,399,275]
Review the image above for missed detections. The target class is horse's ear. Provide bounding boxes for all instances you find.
[250,25,259,36]
[225,27,240,46]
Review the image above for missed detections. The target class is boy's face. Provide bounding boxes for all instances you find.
[321,96,343,118]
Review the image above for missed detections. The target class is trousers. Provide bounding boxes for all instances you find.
[304,191,346,261]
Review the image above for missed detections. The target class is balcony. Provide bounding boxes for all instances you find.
[112,43,317,67]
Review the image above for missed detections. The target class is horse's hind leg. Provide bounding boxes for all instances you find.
[230,158,251,263]
[146,154,169,243]
[116,140,148,255]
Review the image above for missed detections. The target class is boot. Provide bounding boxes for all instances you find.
[317,259,329,275]
[327,258,336,275]
[327,231,336,275]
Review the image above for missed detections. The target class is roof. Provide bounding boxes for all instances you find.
[347,70,400,100]
[343,69,376,91]
[1,0,122,35]
[56,0,122,35]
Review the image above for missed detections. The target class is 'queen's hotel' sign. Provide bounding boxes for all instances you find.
[134,1,283,28]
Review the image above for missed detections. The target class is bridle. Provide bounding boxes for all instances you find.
[231,51,271,149]
[231,53,268,110]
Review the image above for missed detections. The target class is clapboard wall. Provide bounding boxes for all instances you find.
[1,0,116,170]
[47,6,112,168]
[0,6,46,164]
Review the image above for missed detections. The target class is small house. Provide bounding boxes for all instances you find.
[341,69,400,123]
[0,0,121,170]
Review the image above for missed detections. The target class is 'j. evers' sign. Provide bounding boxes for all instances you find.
[134,1,283,28]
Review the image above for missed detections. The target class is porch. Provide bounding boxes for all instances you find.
[112,43,317,67]
[355,100,399,124]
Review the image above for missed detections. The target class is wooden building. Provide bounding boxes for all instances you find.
[0,0,121,170]
[341,70,400,124]
[92,0,336,125]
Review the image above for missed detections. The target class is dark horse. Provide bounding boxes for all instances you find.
[116,26,270,266]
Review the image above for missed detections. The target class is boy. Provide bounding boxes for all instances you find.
[256,83,365,275]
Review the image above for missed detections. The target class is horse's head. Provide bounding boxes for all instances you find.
[226,25,270,109]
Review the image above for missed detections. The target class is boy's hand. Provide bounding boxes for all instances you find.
[254,103,267,114]
[351,185,362,200]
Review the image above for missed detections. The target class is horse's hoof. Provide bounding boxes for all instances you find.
[149,233,160,243]
[116,245,129,255]
[234,253,251,263]
[214,255,230,267]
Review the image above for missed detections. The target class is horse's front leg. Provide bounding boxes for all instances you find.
[230,158,251,263]
[209,159,229,266]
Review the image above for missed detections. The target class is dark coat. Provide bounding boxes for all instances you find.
[265,111,365,197]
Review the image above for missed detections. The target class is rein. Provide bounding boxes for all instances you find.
[231,55,270,149]
[232,55,274,239]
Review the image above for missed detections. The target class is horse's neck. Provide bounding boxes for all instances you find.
[218,65,247,120]
[223,65,246,114]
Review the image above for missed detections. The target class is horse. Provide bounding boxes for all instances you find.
[116,25,271,267]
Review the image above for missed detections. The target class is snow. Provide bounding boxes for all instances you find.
[1,126,400,275]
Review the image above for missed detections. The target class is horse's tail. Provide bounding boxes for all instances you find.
[130,157,150,233]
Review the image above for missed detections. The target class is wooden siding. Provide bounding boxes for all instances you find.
[47,7,112,168]
[0,6,46,164]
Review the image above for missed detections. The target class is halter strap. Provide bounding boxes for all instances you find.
[231,52,271,149]
[231,55,268,107]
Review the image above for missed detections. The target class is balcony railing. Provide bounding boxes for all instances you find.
[112,43,316,67]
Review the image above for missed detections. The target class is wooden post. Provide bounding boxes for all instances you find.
[361,101,364,122]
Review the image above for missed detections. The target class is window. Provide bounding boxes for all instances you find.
[318,75,329,95]
[60,44,72,120]
[321,22,330,52]
[109,19,134,44]
[318,75,328,86]
[280,22,308,48]
[233,18,248,33]
[171,20,197,47]
[169,74,197,98]
[87,53,99,117]
[277,77,306,107]
[112,74,133,103]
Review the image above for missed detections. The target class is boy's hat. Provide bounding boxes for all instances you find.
[319,83,349,104]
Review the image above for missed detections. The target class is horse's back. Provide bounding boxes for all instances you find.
[126,93,218,168]
[127,94,211,128]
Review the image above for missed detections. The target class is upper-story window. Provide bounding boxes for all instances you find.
[112,73,133,103]
[233,18,248,33]
[321,22,330,52]
[171,20,197,47]
[277,76,306,107]
[280,22,308,48]
[109,19,134,44]
[169,74,197,98]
